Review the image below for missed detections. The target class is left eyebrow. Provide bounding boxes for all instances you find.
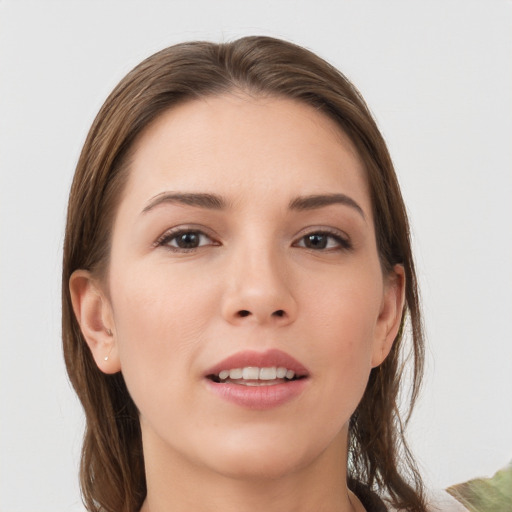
[141,192,227,214]
[288,194,366,220]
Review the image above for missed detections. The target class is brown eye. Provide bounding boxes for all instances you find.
[174,232,201,249]
[295,231,352,251]
[157,229,216,251]
[304,233,329,249]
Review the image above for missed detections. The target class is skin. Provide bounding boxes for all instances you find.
[71,94,405,512]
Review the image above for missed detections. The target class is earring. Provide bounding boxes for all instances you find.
[104,344,113,362]
[104,329,114,360]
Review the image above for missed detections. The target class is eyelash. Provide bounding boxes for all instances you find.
[154,228,218,252]
[154,228,352,253]
[293,229,352,252]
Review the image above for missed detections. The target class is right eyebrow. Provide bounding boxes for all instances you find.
[288,193,366,221]
[141,192,227,214]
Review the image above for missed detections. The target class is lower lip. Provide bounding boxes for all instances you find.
[205,379,308,410]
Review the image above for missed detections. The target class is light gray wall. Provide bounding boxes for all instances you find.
[1,1,511,510]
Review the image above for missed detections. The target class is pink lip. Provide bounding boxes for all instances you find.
[205,348,309,377]
[204,349,310,410]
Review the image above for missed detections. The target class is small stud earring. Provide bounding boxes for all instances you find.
[104,330,114,361]
[104,346,113,361]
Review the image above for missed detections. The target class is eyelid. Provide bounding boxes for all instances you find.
[153,225,220,250]
[292,227,352,251]
[152,224,351,252]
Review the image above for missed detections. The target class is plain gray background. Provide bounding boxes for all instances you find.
[1,1,511,510]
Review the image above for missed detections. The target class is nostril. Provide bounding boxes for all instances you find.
[235,309,286,319]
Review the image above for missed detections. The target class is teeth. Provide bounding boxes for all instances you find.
[242,367,260,380]
[215,366,298,381]
[259,367,276,380]
[276,367,287,378]
[241,380,281,386]
[230,368,243,379]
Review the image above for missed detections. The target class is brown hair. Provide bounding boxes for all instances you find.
[63,36,426,512]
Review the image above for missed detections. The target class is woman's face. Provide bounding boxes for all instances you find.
[93,94,403,479]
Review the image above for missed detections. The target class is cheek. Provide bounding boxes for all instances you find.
[111,261,218,342]
[307,263,383,347]
[304,265,383,398]
[108,263,220,400]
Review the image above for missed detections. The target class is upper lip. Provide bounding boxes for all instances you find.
[205,349,310,377]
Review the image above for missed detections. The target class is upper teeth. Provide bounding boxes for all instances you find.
[217,367,295,381]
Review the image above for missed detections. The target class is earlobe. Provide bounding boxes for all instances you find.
[371,264,406,368]
[69,270,121,374]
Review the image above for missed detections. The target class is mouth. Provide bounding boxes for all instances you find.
[203,349,310,408]
[207,366,307,386]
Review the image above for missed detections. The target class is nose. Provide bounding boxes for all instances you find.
[220,246,297,327]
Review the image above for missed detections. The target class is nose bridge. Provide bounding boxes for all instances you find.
[221,233,296,325]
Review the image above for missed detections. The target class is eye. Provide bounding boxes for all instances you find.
[295,231,351,251]
[156,229,217,251]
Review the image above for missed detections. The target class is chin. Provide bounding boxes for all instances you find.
[212,449,308,481]
[198,427,335,481]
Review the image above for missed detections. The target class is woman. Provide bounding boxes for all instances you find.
[63,36,429,512]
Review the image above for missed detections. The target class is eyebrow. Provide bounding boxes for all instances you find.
[141,191,365,220]
[142,192,227,214]
[289,194,366,220]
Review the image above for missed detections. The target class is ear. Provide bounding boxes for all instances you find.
[69,269,121,374]
[371,264,406,368]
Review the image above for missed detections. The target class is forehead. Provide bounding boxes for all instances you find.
[121,94,371,214]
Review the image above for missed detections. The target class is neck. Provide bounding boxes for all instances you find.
[139,426,364,512]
